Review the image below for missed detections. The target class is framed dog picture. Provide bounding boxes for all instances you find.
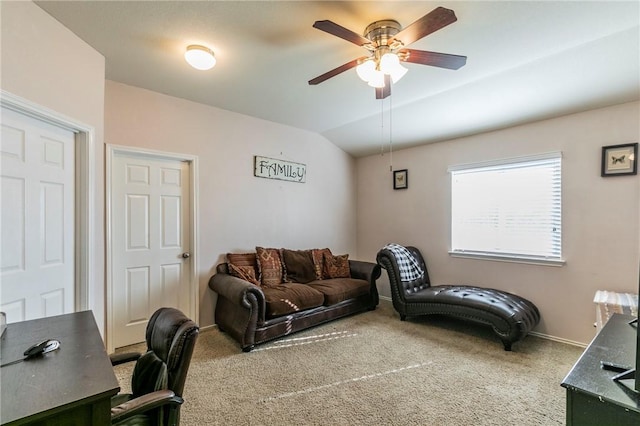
[393,169,408,190]
[601,143,638,177]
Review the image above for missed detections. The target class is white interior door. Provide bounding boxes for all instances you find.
[0,107,75,322]
[110,150,192,348]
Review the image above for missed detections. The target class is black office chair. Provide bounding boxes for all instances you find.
[110,307,199,426]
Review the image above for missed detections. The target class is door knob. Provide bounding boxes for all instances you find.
[182,252,191,259]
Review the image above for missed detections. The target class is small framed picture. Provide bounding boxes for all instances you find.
[601,143,638,177]
[393,169,408,190]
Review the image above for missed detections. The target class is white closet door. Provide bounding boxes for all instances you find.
[110,151,191,348]
[1,107,75,322]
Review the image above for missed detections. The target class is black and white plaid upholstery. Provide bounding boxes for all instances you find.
[383,243,424,282]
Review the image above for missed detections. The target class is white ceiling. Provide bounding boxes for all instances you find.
[35,1,640,157]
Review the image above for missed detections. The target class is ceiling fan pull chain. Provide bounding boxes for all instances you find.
[389,90,393,172]
[380,100,385,156]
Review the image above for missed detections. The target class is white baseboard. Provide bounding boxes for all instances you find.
[529,331,586,348]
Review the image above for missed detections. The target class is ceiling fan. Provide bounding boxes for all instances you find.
[308,6,467,99]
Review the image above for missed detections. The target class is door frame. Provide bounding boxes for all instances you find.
[1,90,96,316]
[106,144,199,352]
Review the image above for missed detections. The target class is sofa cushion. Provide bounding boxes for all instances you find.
[281,249,316,284]
[306,278,370,306]
[311,248,332,280]
[323,253,350,279]
[262,283,325,318]
[256,247,283,287]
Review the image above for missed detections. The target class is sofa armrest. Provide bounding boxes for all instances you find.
[349,259,381,283]
[349,260,381,307]
[209,272,266,320]
[209,269,266,350]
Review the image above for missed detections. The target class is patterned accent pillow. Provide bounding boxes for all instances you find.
[226,253,260,286]
[311,248,332,280]
[227,252,257,267]
[323,253,350,279]
[256,247,283,287]
[228,263,260,286]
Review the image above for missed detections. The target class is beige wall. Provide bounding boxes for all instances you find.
[1,1,107,332]
[357,101,640,345]
[104,81,358,327]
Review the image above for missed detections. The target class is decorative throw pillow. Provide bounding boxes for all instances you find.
[226,253,260,286]
[227,252,257,268]
[323,253,350,279]
[256,247,283,287]
[281,249,316,284]
[228,263,260,286]
[311,248,332,280]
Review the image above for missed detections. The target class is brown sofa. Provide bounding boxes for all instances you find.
[208,248,381,352]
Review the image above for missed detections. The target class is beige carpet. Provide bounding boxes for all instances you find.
[114,301,584,425]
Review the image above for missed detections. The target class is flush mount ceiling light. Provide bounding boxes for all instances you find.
[184,45,216,70]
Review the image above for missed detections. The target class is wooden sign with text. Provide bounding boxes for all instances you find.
[254,156,306,183]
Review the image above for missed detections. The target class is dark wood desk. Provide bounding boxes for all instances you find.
[0,311,120,425]
[561,313,640,426]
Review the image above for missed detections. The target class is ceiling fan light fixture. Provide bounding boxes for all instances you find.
[309,7,467,99]
[388,63,408,84]
[380,53,408,83]
[184,45,216,70]
[367,70,386,88]
[379,52,399,72]
[356,59,376,83]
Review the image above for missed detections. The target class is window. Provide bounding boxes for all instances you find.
[449,152,563,265]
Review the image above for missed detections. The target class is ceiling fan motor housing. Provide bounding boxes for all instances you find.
[364,20,403,50]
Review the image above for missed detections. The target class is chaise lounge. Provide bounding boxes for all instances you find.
[376,244,540,351]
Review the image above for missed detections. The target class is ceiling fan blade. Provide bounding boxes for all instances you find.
[308,57,366,85]
[393,7,458,46]
[313,20,371,46]
[375,75,391,99]
[402,49,466,70]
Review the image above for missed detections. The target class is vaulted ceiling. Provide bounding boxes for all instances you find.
[36,1,640,157]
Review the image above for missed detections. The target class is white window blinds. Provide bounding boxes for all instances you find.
[450,153,562,262]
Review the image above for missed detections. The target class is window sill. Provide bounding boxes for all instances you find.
[449,251,565,267]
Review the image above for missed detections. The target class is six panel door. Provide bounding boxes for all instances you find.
[1,107,75,322]
[111,151,191,348]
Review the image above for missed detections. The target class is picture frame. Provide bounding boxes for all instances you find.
[393,169,408,190]
[601,143,638,177]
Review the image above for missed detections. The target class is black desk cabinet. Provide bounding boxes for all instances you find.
[0,311,120,425]
[561,313,640,425]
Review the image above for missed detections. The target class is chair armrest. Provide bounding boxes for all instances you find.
[111,389,183,423]
[109,352,141,366]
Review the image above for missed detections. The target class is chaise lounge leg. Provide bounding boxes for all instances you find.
[400,314,406,321]
[502,340,512,351]
[242,345,254,353]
